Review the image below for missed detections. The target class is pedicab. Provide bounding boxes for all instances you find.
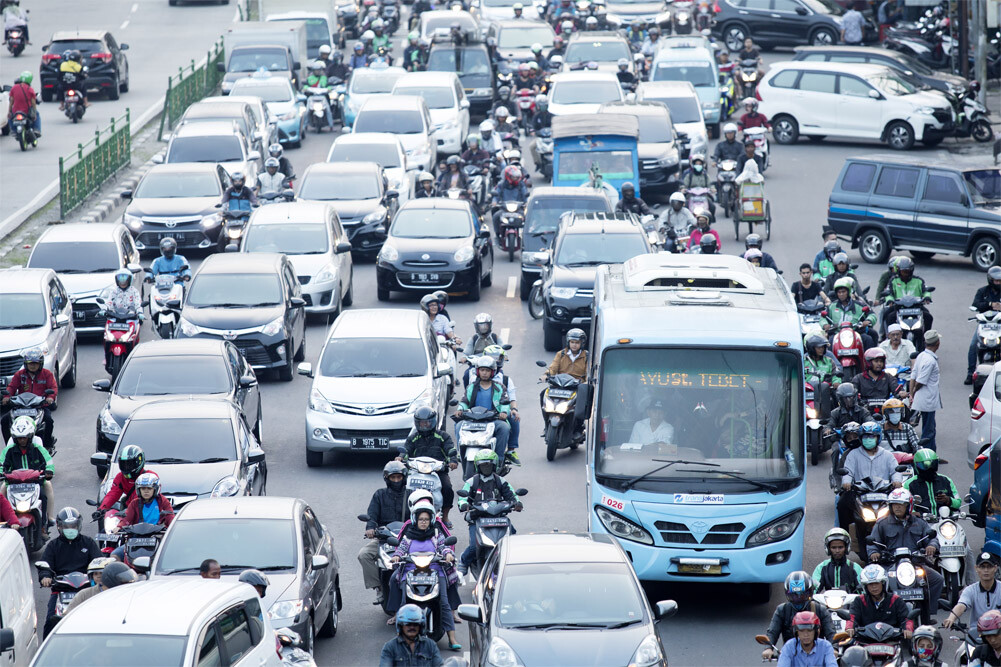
[732,160,771,240]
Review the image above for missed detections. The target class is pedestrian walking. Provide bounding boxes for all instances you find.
[909,330,942,451]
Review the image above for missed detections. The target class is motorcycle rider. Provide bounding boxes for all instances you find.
[304,62,336,131]
[880,397,919,453]
[63,556,117,614]
[484,345,520,465]
[823,253,865,303]
[2,347,56,449]
[686,213,721,252]
[7,71,40,141]
[97,445,147,513]
[437,155,470,196]
[824,277,876,350]
[968,266,1001,383]
[846,564,914,639]
[102,270,142,363]
[402,32,423,72]
[640,25,662,57]
[530,94,552,133]
[457,450,522,574]
[804,334,842,387]
[867,488,943,612]
[972,609,1001,666]
[421,294,460,344]
[793,264,830,305]
[882,257,933,334]
[491,166,529,236]
[415,171,437,199]
[615,58,637,90]
[238,568,269,598]
[120,472,174,529]
[370,19,390,52]
[464,313,501,356]
[812,527,863,593]
[876,255,906,304]
[348,42,368,70]
[221,170,258,215]
[38,508,100,632]
[268,144,295,182]
[713,122,744,163]
[904,448,961,515]
[456,357,511,460]
[1,416,55,523]
[735,137,765,176]
[837,421,902,531]
[814,236,842,278]
[850,348,903,409]
[494,106,518,138]
[737,97,769,131]
[150,237,191,282]
[943,553,1001,635]
[681,153,715,217]
[659,191,696,250]
[397,407,459,526]
[545,327,587,382]
[479,119,504,156]
[0,492,18,530]
[761,571,836,660]
[776,610,837,667]
[697,235,719,255]
[547,34,565,61]
[57,50,88,110]
[530,42,549,72]
[615,182,651,216]
[2,0,27,44]
[744,234,777,270]
[461,135,491,171]
[359,461,407,605]
[379,604,443,667]
[256,157,288,197]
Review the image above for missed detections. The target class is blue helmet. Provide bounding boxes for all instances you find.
[860,421,882,437]
[396,604,426,633]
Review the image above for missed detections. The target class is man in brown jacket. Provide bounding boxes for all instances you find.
[545,328,588,381]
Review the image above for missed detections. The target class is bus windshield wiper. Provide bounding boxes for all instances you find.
[673,466,779,492]
[622,459,717,490]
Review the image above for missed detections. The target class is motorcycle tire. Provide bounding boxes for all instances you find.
[809,436,820,466]
[158,322,173,339]
[508,245,516,262]
[973,118,994,143]
[733,218,740,241]
[545,423,560,461]
[312,115,324,133]
[17,129,25,152]
[944,570,961,607]
[528,284,544,319]
[109,355,124,382]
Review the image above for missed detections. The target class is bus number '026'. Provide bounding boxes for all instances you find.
[601,495,625,511]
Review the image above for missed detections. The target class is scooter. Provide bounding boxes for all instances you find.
[456,488,526,577]
[946,619,982,667]
[970,307,1001,364]
[145,268,187,340]
[96,298,143,381]
[494,201,524,262]
[303,85,335,133]
[831,321,866,376]
[921,503,970,607]
[685,186,714,222]
[533,128,553,180]
[694,2,713,31]
[9,110,36,151]
[798,298,826,338]
[515,89,535,132]
[450,406,510,479]
[62,88,85,123]
[277,628,317,667]
[838,473,893,561]
[672,2,692,35]
[536,361,581,462]
[804,378,831,466]
[812,589,856,635]
[875,542,933,624]
[356,515,404,615]
[121,522,166,572]
[834,621,907,666]
[716,159,738,218]
[92,503,127,555]
[1,388,55,454]
[4,26,25,56]
[738,59,761,95]
[2,469,48,552]
[885,293,932,353]
[404,456,444,516]
[35,563,89,636]
[220,207,251,251]
[743,126,769,172]
[464,164,489,211]
[951,85,994,143]
[387,535,458,641]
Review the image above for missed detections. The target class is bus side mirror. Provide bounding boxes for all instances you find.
[575,383,592,422]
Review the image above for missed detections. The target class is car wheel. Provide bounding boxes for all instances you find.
[253,406,263,443]
[972,237,1001,271]
[108,75,121,101]
[810,27,837,46]
[886,121,915,150]
[723,23,748,52]
[319,584,339,637]
[294,331,306,362]
[342,268,354,307]
[302,617,314,654]
[278,343,294,381]
[376,282,390,301]
[120,76,129,93]
[772,115,799,145]
[482,259,493,287]
[306,449,323,467]
[543,321,562,352]
[61,345,77,388]
[858,228,890,264]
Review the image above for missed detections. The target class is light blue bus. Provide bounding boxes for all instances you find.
[581,253,805,599]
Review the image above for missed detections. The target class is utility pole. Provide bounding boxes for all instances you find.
[974,0,988,103]
[960,0,970,79]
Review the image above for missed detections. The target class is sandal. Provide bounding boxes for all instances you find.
[449,643,462,651]
[444,519,454,529]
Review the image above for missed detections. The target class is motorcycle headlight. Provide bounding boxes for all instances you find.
[99,407,121,437]
[260,316,284,337]
[178,318,202,337]
[415,459,436,474]
[486,637,526,667]
[200,213,221,228]
[838,329,854,347]
[211,475,241,498]
[123,214,143,231]
[379,245,398,262]
[824,592,846,610]
[453,245,475,263]
[877,505,890,519]
[861,507,877,522]
[594,506,654,545]
[269,599,305,622]
[363,206,387,224]
[550,287,577,299]
[628,634,664,667]
[309,388,335,414]
[806,406,818,419]
[279,109,298,121]
[896,561,916,587]
[939,520,957,540]
[314,264,337,284]
[226,227,243,239]
[747,510,803,547]
[505,202,518,212]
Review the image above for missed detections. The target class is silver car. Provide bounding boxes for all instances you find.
[297,308,453,467]
[968,361,1001,468]
[0,268,77,386]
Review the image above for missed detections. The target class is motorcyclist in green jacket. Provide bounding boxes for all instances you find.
[881,257,933,336]
[825,277,876,349]
[304,61,335,130]
[904,448,962,515]
[804,334,842,387]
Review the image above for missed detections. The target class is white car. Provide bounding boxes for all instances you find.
[342,64,406,127]
[968,361,1001,468]
[160,120,261,183]
[242,201,354,316]
[393,71,470,155]
[0,268,77,387]
[547,71,624,116]
[758,61,955,150]
[636,80,710,161]
[353,95,436,173]
[327,132,411,202]
[228,75,308,149]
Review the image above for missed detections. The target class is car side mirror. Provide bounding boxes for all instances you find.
[795,5,807,14]
[435,362,453,378]
[290,297,307,308]
[960,194,969,207]
[386,189,399,199]
[152,153,164,164]
[460,98,470,109]
[311,554,330,569]
[457,604,483,623]
[224,243,240,253]
[217,61,226,72]
[127,263,143,274]
[90,452,111,467]
[336,241,352,254]
[247,151,261,162]
[296,94,308,103]
[54,313,70,329]
[132,556,151,572]
[868,89,881,100]
[92,379,112,392]
[120,43,130,51]
[297,363,314,378]
[239,374,257,388]
[655,600,678,620]
[121,190,132,200]
[247,449,266,464]
[0,627,14,653]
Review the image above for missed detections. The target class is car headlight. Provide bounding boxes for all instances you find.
[363,207,387,224]
[211,475,241,497]
[939,520,957,540]
[269,599,305,622]
[702,101,716,110]
[99,406,121,437]
[123,213,143,231]
[200,213,221,228]
[628,634,664,667]
[314,264,337,284]
[309,387,335,414]
[442,118,458,130]
[279,109,298,121]
[178,318,201,337]
[454,245,475,263]
[746,510,803,547]
[594,506,654,545]
[379,245,399,262]
[653,154,679,168]
[260,316,284,337]
[222,81,234,93]
[916,106,935,115]
[549,286,577,299]
[486,637,525,667]
[472,87,492,96]
[407,389,433,413]
[896,561,916,587]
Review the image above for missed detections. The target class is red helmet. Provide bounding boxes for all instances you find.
[863,347,885,362]
[791,611,820,631]
[979,609,1001,636]
[503,165,522,186]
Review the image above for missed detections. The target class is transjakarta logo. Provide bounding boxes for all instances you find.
[673,494,724,504]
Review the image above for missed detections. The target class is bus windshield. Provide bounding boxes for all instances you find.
[595,347,802,490]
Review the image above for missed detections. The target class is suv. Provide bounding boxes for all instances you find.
[792,45,967,95]
[426,41,495,115]
[0,269,76,387]
[541,212,655,350]
[600,101,681,193]
[297,308,454,466]
[828,155,1001,271]
[636,80,710,165]
[39,30,130,102]
[650,44,722,137]
[712,0,869,53]
[159,120,262,182]
[486,19,556,70]
[563,31,634,74]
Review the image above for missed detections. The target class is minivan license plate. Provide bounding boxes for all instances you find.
[352,437,389,449]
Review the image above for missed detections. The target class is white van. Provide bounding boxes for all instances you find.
[0,529,39,666]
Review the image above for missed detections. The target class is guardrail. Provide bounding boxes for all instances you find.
[58,109,131,219]
[157,38,226,141]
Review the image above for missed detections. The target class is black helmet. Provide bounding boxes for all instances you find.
[159,237,177,258]
[621,181,635,196]
[988,266,1001,284]
[413,405,437,435]
[101,561,138,589]
[699,235,718,254]
[69,49,82,62]
[824,240,841,259]
[840,646,874,667]
[432,290,449,309]
[836,382,857,409]
[446,155,460,166]
[805,334,827,357]
[56,507,82,537]
[331,50,343,64]
[842,421,862,442]
[383,460,406,491]
[897,257,914,275]
[566,328,586,345]
[119,445,145,479]
[744,233,762,250]
[238,569,270,597]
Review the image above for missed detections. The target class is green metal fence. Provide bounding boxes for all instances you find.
[58,109,131,219]
[157,38,226,141]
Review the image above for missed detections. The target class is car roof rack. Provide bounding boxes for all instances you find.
[430,26,482,46]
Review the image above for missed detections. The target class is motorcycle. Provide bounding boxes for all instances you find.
[464,164,489,210]
[798,298,826,338]
[885,292,932,353]
[9,110,36,151]
[528,279,544,320]
[387,534,458,641]
[4,26,25,56]
[220,206,251,251]
[951,85,994,143]
[838,473,893,561]
[873,542,933,625]
[921,503,970,607]
[404,456,445,516]
[1,388,55,454]
[62,88,85,123]
[738,59,761,95]
[96,298,143,381]
[2,469,48,552]
[531,129,552,179]
[946,619,982,667]
[145,268,188,340]
[515,89,536,132]
[970,307,1001,365]
[830,320,866,375]
[380,0,400,34]
[277,628,316,667]
[35,563,89,636]
[303,85,335,133]
[685,186,714,222]
[456,488,526,577]
[92,504,126,555]
[695,2,713,31]
[804,377,832,466]
[743,126,769,172]
[835,621,908,666]
[120,522,166,572]
[494,201,524,261]
[672,1,692,35]
[716,159,737,217]
[450,405,510,480]
[355,515,404,615]
[535,362,581,462]
[813,588,856,635]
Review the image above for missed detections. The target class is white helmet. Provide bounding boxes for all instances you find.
[669,191,686,204]
[495,106,510,119]
[859,564,887,586]
[408,489,434,511]
[723,122,738,135]
[418,171,434,183]
[479,119,495,133]
[410,499,436,524]
[319,44,332,56]
[10,415,36,439]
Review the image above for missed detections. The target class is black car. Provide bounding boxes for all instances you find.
[176,253,307,381]
[792,45,967,95]
[39,30,130,102]
[376,199,494,301]
[541,212,654,350]
[91,399,267,511]
[121,163,230,253]
[713,0,873,52]
[91,338,263,466]
[427,43,495,114]
[520,187,612,301]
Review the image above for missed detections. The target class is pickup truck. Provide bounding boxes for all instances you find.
[828,154,1001,271]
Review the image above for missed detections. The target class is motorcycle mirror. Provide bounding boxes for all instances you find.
[44,388,55,396]
[34,560,51,570]
[907,607,921,621]
[897,465,910,473]
[970,306,979,312]
[443,536,458,546]
[515,488,528,496]
[502,344,512,350]
[927,286,936,292]
[357,514,370,522]
[448,398,458,406]
[215,203,223,208]
[836,468,849,476]
[143,275,153,284]
[140,299,150,308]
[938,599,953,611]
[456,489,469,498]
[535,360,547,367]
[754,635,771,646]
[85,498,99,507]
[386,537,399,547]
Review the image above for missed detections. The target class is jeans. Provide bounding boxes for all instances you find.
[920,411,937,451]
[460,523,477,567]
[508,417,520,450]
[454,418,510,460]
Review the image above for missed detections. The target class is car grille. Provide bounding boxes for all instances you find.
[932,108,953,124]
[142,216,201,227]
[329,401,412,416]
[298,275,311,285]
[0,356,23,376]
[402,260,450,268]
[72,302,105,329]
[654,520,745,545]
[231,339,274,366]
[137,231,207,247]
[328,427,412,440]
[641,159,663,170]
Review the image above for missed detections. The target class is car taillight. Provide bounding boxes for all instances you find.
[755,87,762,102]
[972,396,986,420]
[974,453,988,470]
[91,52,113,63]
[42,53,62,63]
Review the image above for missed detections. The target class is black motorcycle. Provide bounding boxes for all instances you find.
[9,110,36,151]
[457,488,526,577]
[837,473,894,560]
[871,541,933,625]
[0,386,55,453]
[356,515,405,615]
[35,562,90,636]
[122,522,166,572]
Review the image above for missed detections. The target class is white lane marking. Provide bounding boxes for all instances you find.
[119,19,130,29]
[131,3,138,11]
[500,328,510,345]
[506,276,516,298]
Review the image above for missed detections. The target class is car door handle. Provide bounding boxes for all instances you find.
[770,13,780,17]
[738,9,748,13]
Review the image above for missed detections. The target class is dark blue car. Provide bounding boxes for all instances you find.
[970,439,1001,558]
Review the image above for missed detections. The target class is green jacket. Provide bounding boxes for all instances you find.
[885,276,930,303]
[0,436,54,473]
[458,380,511,415]
[903,474,961,514]
[306,74,328,88]
[814,258,835,282]
[372,35,391,50]
[826,298,875,329]
[805,355,842,386]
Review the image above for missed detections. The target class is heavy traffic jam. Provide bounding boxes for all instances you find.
[2,0,1001,664]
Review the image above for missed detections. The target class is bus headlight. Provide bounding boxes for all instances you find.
[594,506,653,545]
[747,510,803,547]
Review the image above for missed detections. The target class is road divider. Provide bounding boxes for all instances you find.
[59,109,131,219]
[156,38,226,141]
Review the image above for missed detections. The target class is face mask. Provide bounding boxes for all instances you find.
[387,479,405,492]
[914,646,935,661]
[862,436,878,450]
[693,164,703,173]
[888,412,901,425]
[62,528,79,540]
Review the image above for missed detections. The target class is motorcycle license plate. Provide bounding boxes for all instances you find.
[678,563,723,575]
[8,484,34,494]
[463,423,488,431]
[547,388,574,399]
[938,546,966,557]
[408,574,437,586]
[409,273,440,284]
[351,437,389,449]
[410,478,437,490]
[108,323,130,331]
[897,587,923,600]
[865,644,896,656]
[983,323,1001,330]
[861,493,887,502]
[95,533,117,542]
[128,537,157,547]
[58,592,76,604]
[840,349,859,356]
[478,517,509,527]
[12,409,36,417]
[900,308,922,316]
[804,391,814,400]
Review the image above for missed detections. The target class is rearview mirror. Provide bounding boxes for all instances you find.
[335,241,352,254]
[755,635,771,646]
[502,344,512,350]
[152,153,164,164]
[121,190,132,200]
[297,363,314,378]
[92,379,112,392]
[357,514,370,522]
[385,189,399,199]
[127,263,143,274]
[54,313,70,329]
[132,556,151,571]
[435,362,453,378]
[217,61,225,72]
[655,600,678,620]
[239,374,257,388]
[457,604,483,623]
[34,560,51,570]
[479,227,491,239]
[290,297,307,308]
[456,489,469,498]
[535,360,546,367]
[247,449,266,464]
[90,452,110,467]
[515,488,528,496]
[836,467,849,476]
[311,554,330,569]
[868,89,881,99]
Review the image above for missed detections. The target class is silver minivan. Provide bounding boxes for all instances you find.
[0,268,77,386]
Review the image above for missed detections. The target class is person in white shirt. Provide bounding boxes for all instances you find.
[909,330,941,451]
[628,399,675,447]
[879,324,917,368]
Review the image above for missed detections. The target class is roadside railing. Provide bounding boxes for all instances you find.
[157,37,226,141]
[58,109,131,219]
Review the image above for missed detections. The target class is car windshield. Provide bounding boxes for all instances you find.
[427,48,491,76]
[634,114,673,143]
[526,197,609,234]
[556,150,635,182]
[120,418,236,462]
[350,69,405,94]
[135,171,221,198]
[167,136,244,164]
[595,348,803,488]
[115,356,232,396]
[646,95,701,123]
[565,40,631,64]
[395,86,454,109]
[228,48,289,73]
[329,142,401,168]
[28,242,120,274]
[801,0,843,15]
[498,25,554,49]
[391,208,471,238]
[156,518,297,573]
[497,562,646,627]
[484,0,520,6]
[243,222,331,254]
[551,80,620,104]
[892,52,934,76]
[0,294,46,328]
[869,72,918,96]
[319,337,427,377]
[654,62,715,87]
[555,232,647,265]
[33,635,185,667]
[186,274,282,307]
[230,80,293,103]
[965,169,1001,204]
[355,109,425,134]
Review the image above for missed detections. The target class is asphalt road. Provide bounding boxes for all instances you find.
[15,43,994,667]
[0,0,240,220]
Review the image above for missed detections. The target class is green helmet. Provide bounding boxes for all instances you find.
[823,527,851,554]
[913,448,939,473]
[833,276,854,295]
[408,30,419,41]
[473,449,499,475]
[18,71,32,84]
